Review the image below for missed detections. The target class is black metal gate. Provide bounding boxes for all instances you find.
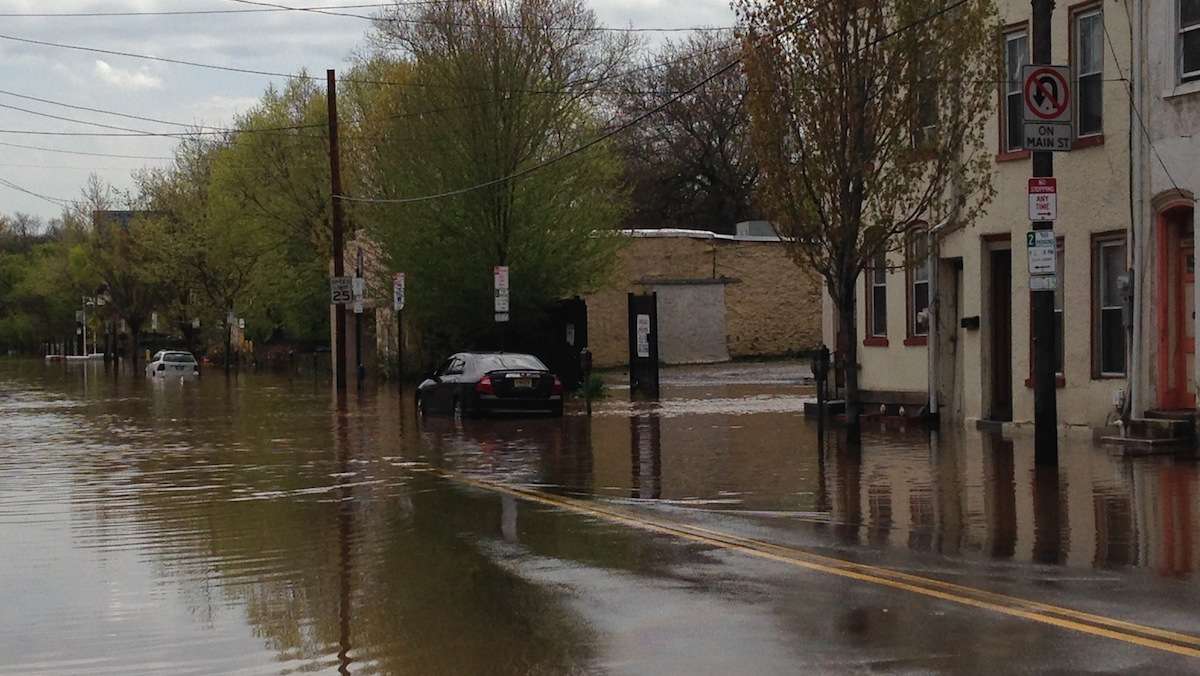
[627,292,660,399]
[542,297,588,390]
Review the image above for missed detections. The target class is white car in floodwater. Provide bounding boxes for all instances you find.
[145,351,200,379]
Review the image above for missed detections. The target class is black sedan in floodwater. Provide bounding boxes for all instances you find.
[417,352,564,418]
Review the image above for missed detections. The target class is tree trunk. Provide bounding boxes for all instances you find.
[128,325,142,367]
[837,273,862,439]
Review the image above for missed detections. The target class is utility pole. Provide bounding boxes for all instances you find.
[1031,0,1058,465]
[354,245,365,389]
[328,69,348,393]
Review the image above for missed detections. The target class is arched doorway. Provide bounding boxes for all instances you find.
[1156,197,1197,410]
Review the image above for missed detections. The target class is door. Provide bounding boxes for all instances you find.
[1177,240,1195,408]
[990,249,1013,421]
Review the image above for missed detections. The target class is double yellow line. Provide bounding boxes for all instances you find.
[446,471,1200,659]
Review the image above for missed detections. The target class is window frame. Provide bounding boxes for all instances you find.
[1071,3,1105,143]
[998,25,1030,161]
[1181,0,1200,84]
[1091,232,1128,379]
[864,253,890,347]
[905,227,931,345]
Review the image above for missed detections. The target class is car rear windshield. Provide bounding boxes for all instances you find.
[476,354,546,372]
[164,353,196,363]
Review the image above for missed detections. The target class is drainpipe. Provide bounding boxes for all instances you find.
[926,218,952,419]
[1129,0,1147,418]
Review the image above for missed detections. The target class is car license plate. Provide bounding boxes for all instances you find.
[514,378,533,389]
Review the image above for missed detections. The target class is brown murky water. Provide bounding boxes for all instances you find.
[1,360,1198,674]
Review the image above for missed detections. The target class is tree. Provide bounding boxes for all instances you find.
[611,32,760,234]
[735,0,998,430]
[367,0,634,355]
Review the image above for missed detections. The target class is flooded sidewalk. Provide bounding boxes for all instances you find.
[1,359,1198,674]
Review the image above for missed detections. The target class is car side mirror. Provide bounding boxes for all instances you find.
[157,363,166,371]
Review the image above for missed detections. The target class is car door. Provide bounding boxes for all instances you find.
[438,356,468,410]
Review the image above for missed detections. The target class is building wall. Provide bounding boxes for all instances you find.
[1131,0,1200,416]
[823,0,1133,428]
[587,232,822,368]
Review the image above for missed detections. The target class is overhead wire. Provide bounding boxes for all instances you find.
[340,0,977,205]
[228,0,738,32]
[1099,17,1183,196]
[0,140,172,160]
[0,3,399,18]
[0,176,71,206]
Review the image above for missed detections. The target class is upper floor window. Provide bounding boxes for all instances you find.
[1074,7,1103,136]
[1004,29,1029,153]
[1182,0,1200,83]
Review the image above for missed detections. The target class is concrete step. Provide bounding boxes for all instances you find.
[1127,417,1193,440]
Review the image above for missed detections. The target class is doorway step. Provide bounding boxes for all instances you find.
[1098,410,1196,451]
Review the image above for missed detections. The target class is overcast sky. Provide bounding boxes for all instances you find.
[0,1,735,222]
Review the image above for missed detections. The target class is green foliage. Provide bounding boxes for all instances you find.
[576,373,608,400]
[365,0,632,353]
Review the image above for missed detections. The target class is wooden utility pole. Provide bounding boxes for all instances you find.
[328,69,348,393]
[1030,0,1058,465]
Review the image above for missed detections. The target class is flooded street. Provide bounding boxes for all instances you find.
[2,360,1199,674]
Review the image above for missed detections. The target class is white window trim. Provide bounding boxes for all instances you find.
[1004,29,1028,153]
[1096,239,1127,377]
[869,264,888,338]
[1180,0,1200,84]
[1075,7,1104,137]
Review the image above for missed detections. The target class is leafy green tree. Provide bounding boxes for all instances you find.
[366,0,633,354]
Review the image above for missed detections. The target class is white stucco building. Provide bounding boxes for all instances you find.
[822,1,1197,430]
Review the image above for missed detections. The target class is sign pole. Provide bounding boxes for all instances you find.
[393,272,406,397]
[1031,0,1058,465]
[328,69,348,394]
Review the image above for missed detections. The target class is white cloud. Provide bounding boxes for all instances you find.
[93,60,162,91]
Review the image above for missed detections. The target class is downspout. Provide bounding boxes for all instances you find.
[927,217,952,419]
[1129,0,1148,417]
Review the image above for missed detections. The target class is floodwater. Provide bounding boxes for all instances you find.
[1,360,1199,674]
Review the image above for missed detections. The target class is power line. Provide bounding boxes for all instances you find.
[340,0,976,205]
[0,3,397,18]
[0,140,172,160]
[0,177,70,207]
[1099,18,1183,196]
[232,0,738,32]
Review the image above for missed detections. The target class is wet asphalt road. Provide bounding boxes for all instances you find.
[1,360,1198,674]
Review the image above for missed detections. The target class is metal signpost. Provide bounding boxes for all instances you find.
[494,266,510,323]
[1026,1,1066,466]
[393,272,405,393]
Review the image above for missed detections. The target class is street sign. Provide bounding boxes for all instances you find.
[1023,123,1072,151]
[1030,275,1058,291]
[1022,65,1071,123]
[1027,230,1057,276]
[330,276,353,305]
[1028,178,1058,221]
[192,318,200,329]
[636,314,651,358]
[238,318,245,330]
[353,301,363,315]
[75,310,84,323]
[1021,65,1072,152]
[494,265,510,316]
[152,312,159,331]
[392,272,406,312]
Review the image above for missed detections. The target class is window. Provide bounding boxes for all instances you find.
[1075,7,1103,136]
[867,254,888,341]
[1182,0,1200,83]
[907,229,930,339]
[1004,29,1029,153]
[1094,237,1127,376]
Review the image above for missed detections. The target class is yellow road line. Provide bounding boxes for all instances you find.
[448,472,1200,659]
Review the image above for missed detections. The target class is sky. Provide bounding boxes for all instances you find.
[0,0,736,222]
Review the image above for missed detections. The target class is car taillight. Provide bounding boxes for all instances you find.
[551,376,563,395]
[475,375,494,395]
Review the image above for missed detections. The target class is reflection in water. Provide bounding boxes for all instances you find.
[2,361,1200,674]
